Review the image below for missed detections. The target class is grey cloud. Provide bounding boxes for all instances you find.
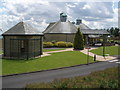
[1,1,118,31]
[65,2,114,22]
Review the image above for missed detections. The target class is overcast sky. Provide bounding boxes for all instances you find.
[0,0,119,34]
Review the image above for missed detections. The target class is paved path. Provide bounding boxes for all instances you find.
[41,48,117,61]
[80,48,117,61]
[41,48,73,57]
[2,61,118,88]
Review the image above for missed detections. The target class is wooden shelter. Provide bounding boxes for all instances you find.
[2,22,43,59]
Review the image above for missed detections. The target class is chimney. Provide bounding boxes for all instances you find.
[60,12,67,22]
[72,22,75,24]
[76,19,82,25]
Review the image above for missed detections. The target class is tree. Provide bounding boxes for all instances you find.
[109,27,114,35]
[108,27,120,37]
[74,28,84,50]
[114,28,120,37]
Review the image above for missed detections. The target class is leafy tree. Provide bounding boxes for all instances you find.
[108,27,120,37]
[74,28,84,50]
[114,28,119,37]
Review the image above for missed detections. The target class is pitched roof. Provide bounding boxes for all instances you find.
[43,20,77,34]
[43,22,55,33]
[2,22,43,36]
[81,29,109,35]
[76,23,91,30]
[43,21,109,35]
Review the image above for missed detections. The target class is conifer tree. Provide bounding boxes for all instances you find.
[74,28,84,50]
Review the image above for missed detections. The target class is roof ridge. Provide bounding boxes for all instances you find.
[81,23,91,29]
[22,22,26,34]
[44,20,61,33]
[43,22,56,33]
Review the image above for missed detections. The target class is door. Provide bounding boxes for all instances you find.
[20,39,29,59]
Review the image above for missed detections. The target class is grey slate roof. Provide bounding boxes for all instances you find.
[44,22,55,32]
[43,20,77,34]
[81,29,109,35]
[43,21,109,35]
[76,23,91,30]
[2,22,43,36]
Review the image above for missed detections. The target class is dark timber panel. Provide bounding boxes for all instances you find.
[9,38,42,59]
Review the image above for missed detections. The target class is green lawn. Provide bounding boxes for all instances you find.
[0,51,2,54]
[90,46,119,56]
[0,60,2,75]
[2,51,95,75]
[43,48,66,52]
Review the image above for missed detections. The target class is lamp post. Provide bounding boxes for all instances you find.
[86,41,90,65]
[103,43,105,57]
[103,35,106,58]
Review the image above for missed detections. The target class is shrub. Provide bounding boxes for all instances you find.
[51,40,57,44]
[55,41,67,48]
[43,41,73,48]
[66,42,73,47]
[74,28,84,50]
[43,42,53,48]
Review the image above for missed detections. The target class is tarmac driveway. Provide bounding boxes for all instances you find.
[2,60,118,88]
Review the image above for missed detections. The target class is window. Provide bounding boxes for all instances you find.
[21,40,24,48]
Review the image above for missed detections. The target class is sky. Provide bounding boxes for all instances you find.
[0,0,120,34]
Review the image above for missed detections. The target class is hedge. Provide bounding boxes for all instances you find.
[43,41,73,48]
[43,42,53,48]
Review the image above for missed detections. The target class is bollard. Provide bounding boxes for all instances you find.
[94,55,96,61]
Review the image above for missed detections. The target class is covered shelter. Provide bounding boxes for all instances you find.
[2,22,43,59]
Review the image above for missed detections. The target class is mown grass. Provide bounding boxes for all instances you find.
[25,67,119,88]
[0,60,2,75]
[43,48,66,52]
[0,51,2,54]
[90,46,119,56]
[2,51,94,75]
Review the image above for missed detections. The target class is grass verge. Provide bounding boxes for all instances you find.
[2,51,95,75]
[90,46,119,56]
[25,67,119,88]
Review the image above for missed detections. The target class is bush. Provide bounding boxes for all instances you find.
[43,41,73,48]
[74,28,84,50]
[55,41,67,48]
[43,42,53,48]
[51,40,57,44]
[66,42,73,47]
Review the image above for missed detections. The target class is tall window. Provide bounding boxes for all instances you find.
[21,40,24,48]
